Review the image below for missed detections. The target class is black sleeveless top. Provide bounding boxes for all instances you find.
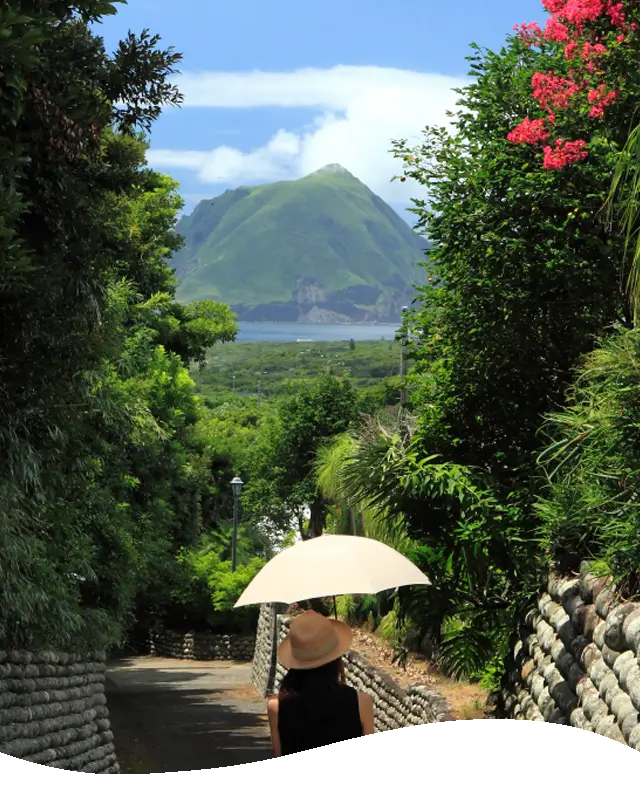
[278,683,363,756]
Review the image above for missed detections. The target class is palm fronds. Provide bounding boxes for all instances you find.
[604,118,640,320]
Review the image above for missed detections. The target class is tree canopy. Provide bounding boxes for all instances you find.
[0,2,238,650]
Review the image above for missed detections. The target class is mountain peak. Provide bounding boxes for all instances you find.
[172,167,425,322]
[310,163,355,178]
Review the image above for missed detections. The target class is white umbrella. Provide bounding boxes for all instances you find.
[234,534,430,608]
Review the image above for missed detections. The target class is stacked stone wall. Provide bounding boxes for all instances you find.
[498,566,640,751]
[0,650,119,772]
[129,630,255,661]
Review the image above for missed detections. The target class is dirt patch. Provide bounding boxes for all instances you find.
[219,683,264,703]
[349,628,488,720]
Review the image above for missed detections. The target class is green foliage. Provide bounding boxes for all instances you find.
[377,608,406,647]
[193,338,401,403]
[0,2,238,650]
[244,372,360,539]
[172,537,265,633]
[362,25,640,680]
[607,119,640,320]
[171,165,427,321]
[536,326,640,592]
[392,37,631,479]
[336,595,359,625]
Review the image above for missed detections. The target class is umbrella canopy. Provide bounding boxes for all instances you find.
[234,534,430,608]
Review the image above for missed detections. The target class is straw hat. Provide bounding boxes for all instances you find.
[278,610,352,670]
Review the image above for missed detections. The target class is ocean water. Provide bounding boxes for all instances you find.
[235,322,400,343]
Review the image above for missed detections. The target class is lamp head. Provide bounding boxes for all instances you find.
[231,476,244,497]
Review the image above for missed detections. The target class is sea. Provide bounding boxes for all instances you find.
[235,322,400,343]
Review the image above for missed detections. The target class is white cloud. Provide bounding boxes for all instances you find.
[147,65,471,206]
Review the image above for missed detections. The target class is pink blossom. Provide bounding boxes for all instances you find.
[581,42,607,59]
[514,21,544,44]
[564,41,579,58]
[560,0,606,27]
[544,17,571,42]
[542,0,568,12]
[532,72,582,110]
[587,84,617,117]
[507,117,550,145]
[606,2,626,27]
[542,138,589,169]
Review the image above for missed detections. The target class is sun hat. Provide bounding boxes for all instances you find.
[277,610,353,670]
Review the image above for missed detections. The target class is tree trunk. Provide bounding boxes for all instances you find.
[349,505,357,535]
[305,498,327,539]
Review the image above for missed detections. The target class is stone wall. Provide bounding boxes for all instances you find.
[130,629,255,661]
[0,650,119,772]
[251,604,454,731]
[497,566,640,750]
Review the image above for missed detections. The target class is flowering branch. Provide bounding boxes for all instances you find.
[508,0,637,169]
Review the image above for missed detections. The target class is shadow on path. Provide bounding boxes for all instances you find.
[106,656,272,773]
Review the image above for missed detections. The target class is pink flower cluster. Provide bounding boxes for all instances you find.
[542,0,627,30]
[531,72,583,109]
[542,138,589,168]
[508,0,636,169]
[587,84,618,117]
[507,117,550,145]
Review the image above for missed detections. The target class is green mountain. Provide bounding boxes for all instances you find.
[172,164,428,323]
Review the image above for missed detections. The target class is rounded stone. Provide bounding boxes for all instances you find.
[582,643,600,671]
[599,671,619,702]
[601,645,621,670]
[604,603,638,652]
[623,611,640,653]
[611,692,635,721]
[570,707,592,731]
[624,665,640,709]
[589,658,608,687]
[593,620,607,649]
[581,685,603,716]
[619,658,639,691]
[594,714,618,736]
[613,650,635,680]
[579,570,598,603]
[621,710,639,740]
[570,603,588,633]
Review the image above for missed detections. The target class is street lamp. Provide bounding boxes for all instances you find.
[231,476,244,572]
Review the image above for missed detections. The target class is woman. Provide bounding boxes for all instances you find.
[266,609,375,757]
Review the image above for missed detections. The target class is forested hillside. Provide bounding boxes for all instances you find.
[172,164,427,323]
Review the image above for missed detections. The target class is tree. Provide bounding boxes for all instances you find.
[244,373,359,540]
[353,5,640,680]
[0,2,237,650]
[392,30,633,480]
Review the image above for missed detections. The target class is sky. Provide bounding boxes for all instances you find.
[95,0,548,220]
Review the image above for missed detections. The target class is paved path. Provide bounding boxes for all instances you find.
[106,656,273,773]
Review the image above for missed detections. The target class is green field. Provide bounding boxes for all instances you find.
[192,339,402,402]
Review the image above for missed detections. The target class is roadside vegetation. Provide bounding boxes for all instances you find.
[3,0,640,703]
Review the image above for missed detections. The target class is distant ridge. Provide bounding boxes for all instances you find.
[171,165,429,323]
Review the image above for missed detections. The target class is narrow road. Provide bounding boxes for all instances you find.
[106,656,273,773]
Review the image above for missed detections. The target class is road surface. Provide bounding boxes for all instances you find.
[106,656,273,773]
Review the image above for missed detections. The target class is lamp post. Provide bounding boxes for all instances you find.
[231,476,244,572]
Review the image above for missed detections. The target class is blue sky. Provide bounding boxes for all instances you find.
[96,0,548,219]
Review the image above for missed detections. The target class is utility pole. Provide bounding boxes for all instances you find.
[232,374,236,393]
[399,306,409,408]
